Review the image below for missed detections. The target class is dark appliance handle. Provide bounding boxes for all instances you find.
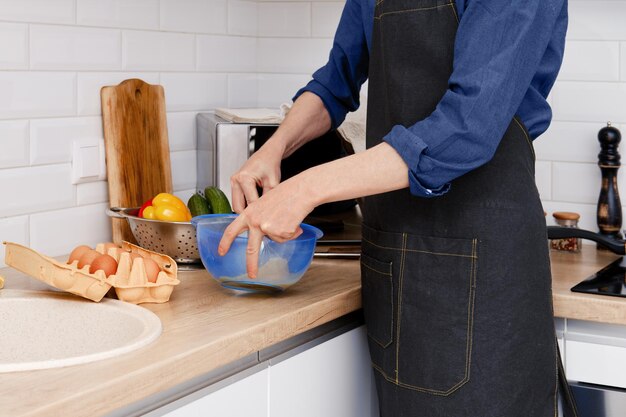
[546,226,626,255]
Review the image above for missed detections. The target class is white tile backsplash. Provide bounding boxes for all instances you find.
[0,216,29,268]
[122,30,196,71]
[197,35,257,72]
[77,72,160,116]
[160,73,228,111]
[559,41,620,81]
[29,203,111,257]
[0,0,623,257]
[77,0,160,30]
[0,23,28,70]
[0,0,75,24]
[258,2,311,37]
[0,72,76,120]
[0,164,74,217]
[228,0,258,36]
[0,120,29,169]
[30,117,103,165]
[312,2,343,38]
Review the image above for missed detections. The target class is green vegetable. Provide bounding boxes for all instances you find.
[187,193,211,217]
[204,186,232,214]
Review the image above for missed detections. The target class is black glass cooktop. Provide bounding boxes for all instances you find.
[572,257,626,298]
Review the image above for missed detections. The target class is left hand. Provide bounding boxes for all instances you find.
[218,177,316,278]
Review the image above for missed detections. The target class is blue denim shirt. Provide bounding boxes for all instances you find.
[294,0,568,197]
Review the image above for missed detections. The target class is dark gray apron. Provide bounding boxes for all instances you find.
[361,0,578,415]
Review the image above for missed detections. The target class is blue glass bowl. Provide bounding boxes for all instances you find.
[191,214,323,293]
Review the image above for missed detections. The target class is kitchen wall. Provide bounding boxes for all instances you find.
[0,0,258,265]
[1,0,626,264]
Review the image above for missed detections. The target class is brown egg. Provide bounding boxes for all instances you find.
[142,257,161,283]
[77,250,100,269]
[68,245,92,264]
[89,254,118,277]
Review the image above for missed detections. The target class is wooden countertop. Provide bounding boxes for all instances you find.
[1,245,625,417]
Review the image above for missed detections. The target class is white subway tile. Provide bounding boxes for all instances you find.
[228,0,258,36]
[197,35,257,72]
[621,43,626,81]
[551,82,626,124]
[77,181,109,206]
[0,72,75,119]
[559,41,619,82]
[161,0,227,34]
[228,73,259,107]
[535,161,552,200]
[541,201,597,231]
[171,150,197,191]
[0,120,29,169]
[535,121,605,163]
[160,73,228,111]
[0,0,75,24]
[0,216,29,268]
[258,2,311,37]
[312,2,343,38]
[568,1,626,41]
[77,72,160,116]
[30,25,121,71]
[0,164,74,217]
[257,38,332,73]
[123,31,195,71]
[30,117,103,165]
[257,74,310,107]
[30,203,112,257]
[0,23,28,69]
[167,112,197,151]
[552,162,600,204]
[77,0,159,29]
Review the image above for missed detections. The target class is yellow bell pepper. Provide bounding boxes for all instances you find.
[140,193,191,222]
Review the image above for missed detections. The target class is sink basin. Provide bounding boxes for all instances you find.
[0,290,161,373]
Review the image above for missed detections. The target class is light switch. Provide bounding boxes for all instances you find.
[71,139,107,184]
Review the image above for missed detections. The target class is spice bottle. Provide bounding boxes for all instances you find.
[551,212,581,252]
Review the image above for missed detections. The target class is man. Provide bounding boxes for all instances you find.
[219,0,575,415]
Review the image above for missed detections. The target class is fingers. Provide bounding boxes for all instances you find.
[246,228,264,279]
[230,180,246,214]
[218,216,246,256]
[231,175,261,213]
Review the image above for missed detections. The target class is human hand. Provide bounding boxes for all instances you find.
[218,177,315,278]
[230,140,284,213]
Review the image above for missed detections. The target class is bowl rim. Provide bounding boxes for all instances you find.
[191,213,324,242]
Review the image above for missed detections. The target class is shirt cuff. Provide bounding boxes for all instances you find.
[293,80,349,130]
[383,125,451,198]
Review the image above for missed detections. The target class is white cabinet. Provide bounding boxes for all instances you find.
[269,326,379,417]
[162,368,269,417]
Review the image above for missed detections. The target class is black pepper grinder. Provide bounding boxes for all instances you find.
[597,122,622,242]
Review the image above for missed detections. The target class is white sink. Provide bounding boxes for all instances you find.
[0,290,161,373]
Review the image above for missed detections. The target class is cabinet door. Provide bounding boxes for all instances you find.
[163,368,269,417]
[269,326,379,417]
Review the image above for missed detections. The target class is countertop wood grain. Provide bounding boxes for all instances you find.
[0,245,624,417]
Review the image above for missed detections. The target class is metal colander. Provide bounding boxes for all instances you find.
[107,207,199,264]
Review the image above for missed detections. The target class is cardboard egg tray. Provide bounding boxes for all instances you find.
[3,241,180,304]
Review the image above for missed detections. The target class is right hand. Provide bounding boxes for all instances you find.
[230,140,284,213]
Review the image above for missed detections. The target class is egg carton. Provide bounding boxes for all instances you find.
[2,241,180,304]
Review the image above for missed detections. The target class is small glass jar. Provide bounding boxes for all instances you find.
[550,211,581,253]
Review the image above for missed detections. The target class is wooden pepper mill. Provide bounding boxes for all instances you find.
[597,122,622,242]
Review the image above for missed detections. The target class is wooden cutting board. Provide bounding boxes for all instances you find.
[101,79,173,244]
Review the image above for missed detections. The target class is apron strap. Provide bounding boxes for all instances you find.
[557,343,580,417]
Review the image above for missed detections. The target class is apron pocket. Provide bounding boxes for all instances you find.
[396,235,478,395]
[361,253,394,348]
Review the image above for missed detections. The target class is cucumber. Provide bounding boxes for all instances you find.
[187,193,211,217]
[204,186,232,214]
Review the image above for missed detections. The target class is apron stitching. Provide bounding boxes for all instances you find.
[362,236,476,258]
[361,262,392,276]
[450,2,460,23]
[372,363,467,396]
[513,117,536,160]
[395,233,408,383]
[374,2,456,20]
